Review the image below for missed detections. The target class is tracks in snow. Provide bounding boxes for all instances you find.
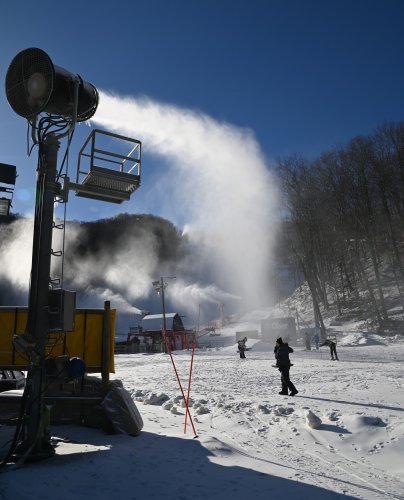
[208,401,404,500]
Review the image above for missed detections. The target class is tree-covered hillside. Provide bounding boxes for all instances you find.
[275,121,404,334]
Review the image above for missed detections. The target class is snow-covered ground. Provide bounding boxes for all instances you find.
[1,323,404,500]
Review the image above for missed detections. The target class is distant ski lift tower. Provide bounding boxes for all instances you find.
[219,303,224,327]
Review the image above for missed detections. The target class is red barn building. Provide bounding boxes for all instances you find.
[124,313,195,353]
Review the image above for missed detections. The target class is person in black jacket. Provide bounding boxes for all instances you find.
[274,337,298,396]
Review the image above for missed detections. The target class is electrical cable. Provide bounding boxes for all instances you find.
[1,351,80,469]
[0,366,33,469]
[59,135,71,289]
[59,193,68,290]
[56,125,75,181]
[26,146,46,339]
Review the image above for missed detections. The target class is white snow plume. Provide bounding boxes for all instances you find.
[171,282,240,305]
[79,286,144,315]
[0,217,33,290]
[168,281,240,318]
[0,216,156,312]
[61,224,159,302]
[93,91,279,311]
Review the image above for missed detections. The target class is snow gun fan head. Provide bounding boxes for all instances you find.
[5,47,99,121]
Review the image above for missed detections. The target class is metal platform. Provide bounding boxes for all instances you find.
[70,129,141,204]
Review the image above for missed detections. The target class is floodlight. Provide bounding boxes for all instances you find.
[5,48,98,121]
[0,198,11,216]
[0,163,16,215]
[0,163,16,186]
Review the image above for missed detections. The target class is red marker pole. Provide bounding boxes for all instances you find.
[184,341,196,433]
[163,331,197,437]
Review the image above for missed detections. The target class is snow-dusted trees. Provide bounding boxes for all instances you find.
[276,121,404,331]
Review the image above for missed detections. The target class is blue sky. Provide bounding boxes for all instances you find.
[1,0,404,223]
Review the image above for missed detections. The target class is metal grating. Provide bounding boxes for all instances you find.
[81,166,140,193]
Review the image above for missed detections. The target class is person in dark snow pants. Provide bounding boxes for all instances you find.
[320,339,339,360]
[274,337,298,396]
[237,337,247,359]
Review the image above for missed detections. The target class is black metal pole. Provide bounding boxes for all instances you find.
[102,301,111,394]
[17,134,60,460]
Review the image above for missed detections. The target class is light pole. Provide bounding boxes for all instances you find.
[197,303,201,337]
[219,303,224,328]
[290,307,300,337]
[152,276,176,332]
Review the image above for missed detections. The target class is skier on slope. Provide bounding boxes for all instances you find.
[320,338,339,360]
